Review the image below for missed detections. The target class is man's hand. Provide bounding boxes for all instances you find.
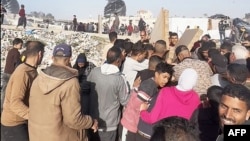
[91,119,98,133]
[133,76,141,88]
[140,102,149,111]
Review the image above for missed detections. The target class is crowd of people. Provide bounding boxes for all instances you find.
[1,27,250,141]
[1,6,250,141]
[68,13,152,37]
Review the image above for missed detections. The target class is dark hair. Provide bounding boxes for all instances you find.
[114,39,125,49]
[106,46,122,64]
[150,116,198,141]
[223,52,231,64]
[123,41,133,55]
[109,32,117,42]
[155,40,167,54]
[73,53,88,69]
[124,38,131,42]
[145,43,154,51]
[222,84,250,109]
[142,39,150,44]
[170,32,178,38]
[131,41,147,56]
[200,41,213,51]
[22,41,45,57]
[227,63,248,84]
[208,48,220,58]
[175,45,189,56]
[12,38,23,46]
[220,42,233,52]
[144,43,155,58]
[203,34,211,39]
[207,85,223,108]
[155,62,174,76]
[149,55,163,69]
[155,40,166,47]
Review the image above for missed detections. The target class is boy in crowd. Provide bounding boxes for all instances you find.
[124,62,174,141]
[1,38,23,110]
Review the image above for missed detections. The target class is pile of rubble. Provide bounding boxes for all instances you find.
[1,28,109,74]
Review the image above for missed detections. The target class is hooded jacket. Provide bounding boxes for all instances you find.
[140,68,200,124]
[28,64,93,141]
[87,63,129,131]
[121,78,156,133]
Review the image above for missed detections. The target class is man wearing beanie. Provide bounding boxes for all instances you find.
[28,44,98,141]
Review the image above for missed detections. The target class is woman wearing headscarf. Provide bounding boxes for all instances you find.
[140,68,201,124]
[73,53,96,114]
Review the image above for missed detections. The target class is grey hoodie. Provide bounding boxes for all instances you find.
[87,63,130,131]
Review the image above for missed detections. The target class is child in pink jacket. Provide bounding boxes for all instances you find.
[140,68,201,124]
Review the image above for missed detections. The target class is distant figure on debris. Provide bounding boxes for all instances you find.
[218,19,226,44]
[73,15,77,32]
[16,4,26,29]
[77,22,84,32]
[120,24,126,35]
[1,38,23,111]
[138,17,146,31]
[111,12,120,33]
[103,22,110,34]
[127,21,133,36]
[1,4,7,24]
[230,25,237,43]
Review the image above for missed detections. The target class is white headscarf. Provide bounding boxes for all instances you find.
[176,68,198,91]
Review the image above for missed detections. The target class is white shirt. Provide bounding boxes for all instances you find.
[121,57,148,89]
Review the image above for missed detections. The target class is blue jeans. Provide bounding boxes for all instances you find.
[1,124,29,141]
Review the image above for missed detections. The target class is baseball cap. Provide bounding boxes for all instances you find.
[53,44,72,57]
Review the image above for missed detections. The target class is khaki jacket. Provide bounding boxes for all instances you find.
[28,64,93,141]
[1,63,38,126]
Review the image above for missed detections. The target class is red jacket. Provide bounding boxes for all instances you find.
[121,89,151,133]
[127,25,133,33]
[19,9,25,17]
